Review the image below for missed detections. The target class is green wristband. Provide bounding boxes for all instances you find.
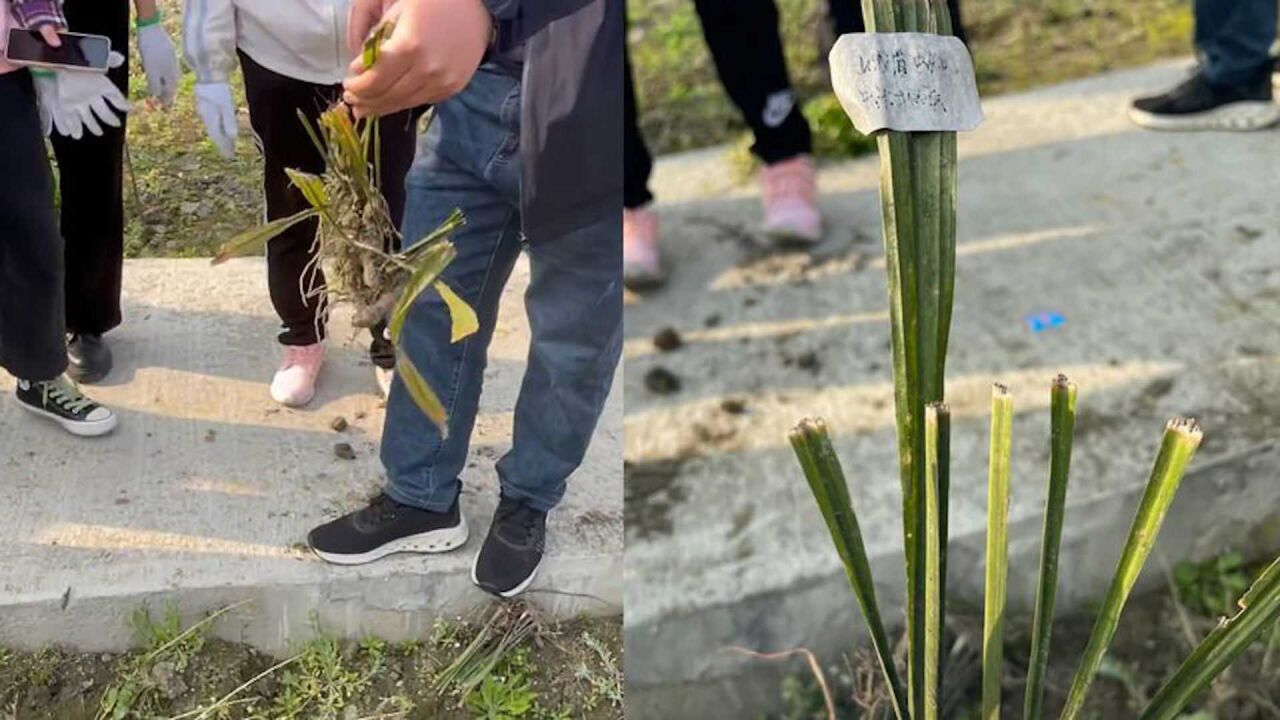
[135,10,163,29]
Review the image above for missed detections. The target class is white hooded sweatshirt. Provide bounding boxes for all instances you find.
[183,0,352,86]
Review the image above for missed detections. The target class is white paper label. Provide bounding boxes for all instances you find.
[829,33,984,134]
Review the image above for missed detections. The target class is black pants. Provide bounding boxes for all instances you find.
[48,0,129,337]
[0,72,68,382]
[623,0,966,209]
[240,51,419,364]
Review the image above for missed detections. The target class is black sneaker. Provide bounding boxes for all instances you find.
[15,376,118,437]
[308,493,469,565]
[1130,72,1280,131]
[472,496,546,598]
[67,333,113,384]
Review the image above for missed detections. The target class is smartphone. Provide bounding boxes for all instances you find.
[4,29,111,72]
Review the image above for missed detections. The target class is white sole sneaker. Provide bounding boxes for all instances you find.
[18,402,118,437]
[472,554,542,599]
[310,514,470,566]
[1128,100,1280,131]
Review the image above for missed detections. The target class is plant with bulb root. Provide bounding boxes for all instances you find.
[214,23,475,435]
[787,2,1280,719]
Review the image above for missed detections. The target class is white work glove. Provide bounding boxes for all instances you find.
[47,52,132,139]
[136,21,179,106]
[194,82,238,158]
[31,72,58,136]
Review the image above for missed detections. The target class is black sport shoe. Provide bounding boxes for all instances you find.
[1130,72,1280,131]
[472,496,546,598]
[67,333,113,384]
[15,376,118,437]
[308,493,469,565]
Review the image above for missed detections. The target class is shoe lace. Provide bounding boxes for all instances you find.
[42,377,93,414]
[497,500,544,550]
[359,494,400,524]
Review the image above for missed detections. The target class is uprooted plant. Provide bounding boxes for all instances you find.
[214,23,476,435]
[784,2,1280,719]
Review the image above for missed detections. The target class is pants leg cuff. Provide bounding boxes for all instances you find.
[384,478,459,514]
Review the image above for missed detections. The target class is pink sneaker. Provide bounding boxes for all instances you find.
[760,155,824,245]
[270,343,325,407]
[623,205,667,290]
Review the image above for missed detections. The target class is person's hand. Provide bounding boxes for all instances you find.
[342,0,491,118]
[347,0,400,56]
[33,24,63,48]
[194,82,238,158]
[49,51,131,139]
[136,21,180,106]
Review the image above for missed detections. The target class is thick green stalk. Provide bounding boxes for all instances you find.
[789,419,911,720]
[1024,376,1077,720]
[1060,418,1203,720]
[982,385,1013,720]
[1140,555,1280,720]
[923,404,949,720]
[857,2,959,714]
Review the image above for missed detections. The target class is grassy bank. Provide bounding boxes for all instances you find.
[0,602,622,720]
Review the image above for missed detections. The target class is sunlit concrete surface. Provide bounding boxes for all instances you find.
[0,255,623,653]
[624,58,1280,718]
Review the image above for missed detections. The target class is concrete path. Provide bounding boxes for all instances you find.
[624,59,1280,717]
[0,256,623,653]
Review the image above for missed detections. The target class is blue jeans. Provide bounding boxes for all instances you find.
[1195,0,1276,88]
[381,65,622,514]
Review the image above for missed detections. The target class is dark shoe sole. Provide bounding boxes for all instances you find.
[471,554,542,599]
[309,515,470,566]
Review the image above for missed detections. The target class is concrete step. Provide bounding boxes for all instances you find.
[623,58,1280,718]
[0,256,623,653]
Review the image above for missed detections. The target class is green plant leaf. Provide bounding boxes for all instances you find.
[1061,418,1203,720]
[395,349,448,438]
[789,418,910,720]
[1141,555,1280,720]
[982,384,1013,720]
[284,168,328,212]
[211,209,317,265]
[389,240,457,345]
[434,281,479,343]
[1025,375,1077,720]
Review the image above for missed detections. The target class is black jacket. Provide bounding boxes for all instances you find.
[485,0,622,243]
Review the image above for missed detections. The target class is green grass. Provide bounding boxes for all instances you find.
[631,0,1194,157]
[1,602,624,720]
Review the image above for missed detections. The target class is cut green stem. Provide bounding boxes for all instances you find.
[1060,418,1203,720]
[1024,375,1077,720]
[789,418,910,720]
[983,384,1013,720]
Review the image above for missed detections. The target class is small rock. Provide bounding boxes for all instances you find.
[644,367,681,395]
[150,661,188,700]
[652,327,683,352]
[204,429,216,442]
[334,443,357,460]
[704,314,722,328]
[330,416,349,432]
[720,398,747,414]
[1235,224,1263,240]
[796,351,821,373]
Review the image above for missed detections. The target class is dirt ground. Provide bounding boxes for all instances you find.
[767,585,1280,719]
[0,603,622,720]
